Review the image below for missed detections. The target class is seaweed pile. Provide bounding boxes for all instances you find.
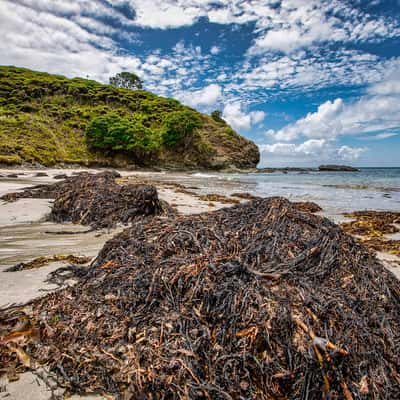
[293,201,323,213]
[341,210,400,256]
[1,197,400,399]
[1,171,167,229]
[4,255,92,272]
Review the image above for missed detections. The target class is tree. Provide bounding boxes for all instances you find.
[109,72,143,90]
[162,110,202,147]
[211,110,224,123]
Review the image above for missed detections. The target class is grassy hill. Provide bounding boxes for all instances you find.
[0,66,259,170]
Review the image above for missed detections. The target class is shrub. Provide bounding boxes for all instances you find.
[211,110,224,123]
[223,126,236,137]
[162,110,202,147]
[86,113,159,155]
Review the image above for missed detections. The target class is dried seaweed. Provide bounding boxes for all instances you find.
[1,197,400,399]
[341,210,400,256]
[341,211,400,237]
[198,193,240,204]
[230,192,261,200]
[4,255,92,272]
[1,171,170,229]
[293,201,323,213]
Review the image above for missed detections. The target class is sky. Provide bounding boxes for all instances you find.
[1,0,400,167]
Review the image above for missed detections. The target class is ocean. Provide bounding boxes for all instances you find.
[189,168,400,219]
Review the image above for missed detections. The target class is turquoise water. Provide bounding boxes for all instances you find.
[192,168,400,217]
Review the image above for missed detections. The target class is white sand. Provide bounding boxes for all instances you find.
[377,252,400,280]
[0,372,105,399]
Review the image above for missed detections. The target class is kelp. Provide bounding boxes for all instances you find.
[341,210,400,256]
[1,171,169,229]
[1,197,400,399]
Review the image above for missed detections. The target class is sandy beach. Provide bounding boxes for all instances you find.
[0,167,399,399]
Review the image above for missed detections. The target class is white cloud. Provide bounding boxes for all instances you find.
[223,103,266,131]
[360,132,398,140]
[250,17,345,55]
[258,140,367,166]
[178,84,222,108]
[246,0,400,54]
[1,0,399,129]
[368,71,400,95]
[337,145,367,161]
[210,46,220,55]
[267,75,400,142]
[271,99,345,141]
[0,3,214,99]
[122,0,400,55]
[233,51,400,104]
[127,0,201,29]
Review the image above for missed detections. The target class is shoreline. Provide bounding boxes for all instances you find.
[0,168,399,399]
[1,167,399,281]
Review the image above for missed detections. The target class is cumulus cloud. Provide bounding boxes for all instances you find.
[337,146,367,162]
[178,84,222,108]
[127,0,201,29]
[223,103,265,131]
[258,140,367,166]
[210,46,221,55]
[0,1,215,100]
[123,0,400,54]
[232,51,400,105]
[1,0,399,111]
[267,75,400,142]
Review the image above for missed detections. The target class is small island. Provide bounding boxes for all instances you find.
[318,164,360,172]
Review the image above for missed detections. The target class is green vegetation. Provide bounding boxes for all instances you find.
[0,66,259,169]
[162,110,201,147]
[211,110,224,123]
[109,71,143,90]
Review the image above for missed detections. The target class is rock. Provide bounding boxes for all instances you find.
[318,164,359,172]
[6,173,19,178]
[34,172,48,177]
[256,167,315,173]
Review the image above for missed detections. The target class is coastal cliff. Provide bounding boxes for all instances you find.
[0,66,259,170]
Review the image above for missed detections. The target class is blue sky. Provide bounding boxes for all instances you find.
[1,0,399,167]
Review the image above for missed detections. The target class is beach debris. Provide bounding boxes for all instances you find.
[341,210,400,237]
[231,192,261,200]
[1,197,399,399]
[1,170,120,202]
[4,255,92,272]
[293,201,323,213]
[53,174,68,180]
[34,172,48,177]
[1,171,170,229]
[198,193,240,204]
[359,238,400,257]
[341,210,400,256]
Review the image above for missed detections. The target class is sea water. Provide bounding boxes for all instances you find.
[192,168,400,219]
[237,168,400,217]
